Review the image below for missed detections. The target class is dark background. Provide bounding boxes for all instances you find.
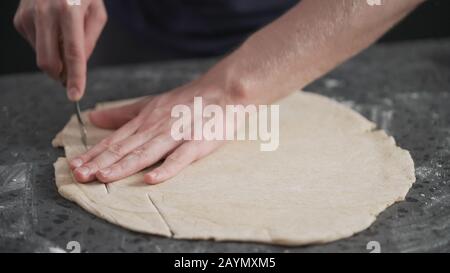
[1,0,450,76]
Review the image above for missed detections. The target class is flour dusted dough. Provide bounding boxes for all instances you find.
[53,91,415,245]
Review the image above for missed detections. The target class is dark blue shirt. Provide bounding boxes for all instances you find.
[106,0,298,56]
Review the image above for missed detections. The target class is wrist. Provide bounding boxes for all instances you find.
[203,43,265,106]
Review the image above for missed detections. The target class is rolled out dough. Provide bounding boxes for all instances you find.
[53,91,415,245]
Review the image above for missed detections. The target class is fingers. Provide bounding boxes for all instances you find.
[73,130,155,182]
[14,0,107,93]
[61,5,86,101]
[95,135,181,183]
[35,4,62,80]
[69,115,143,170]
[89,99,148,129]
[144,140,221,184]
[69,99,157,183]
[70,101,150,170]
[84,0,107,59]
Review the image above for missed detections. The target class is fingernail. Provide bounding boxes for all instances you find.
[70,158,83,168]
[68,87,79,100]
[100,168,111,176]
[76,166,90,177]
[148,172,159,182]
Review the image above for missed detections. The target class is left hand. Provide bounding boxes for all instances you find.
[69,78,240,184]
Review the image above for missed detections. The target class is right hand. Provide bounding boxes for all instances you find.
[13,0,107,101]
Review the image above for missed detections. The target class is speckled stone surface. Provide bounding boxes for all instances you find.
[0,39,449,253]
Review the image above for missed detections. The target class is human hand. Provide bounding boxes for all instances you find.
[68,78,243,184]
[13,0,107,101]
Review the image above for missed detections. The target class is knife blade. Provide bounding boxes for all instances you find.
[74,101,88,150]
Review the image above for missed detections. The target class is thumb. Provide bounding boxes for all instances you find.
[89,100,146,129]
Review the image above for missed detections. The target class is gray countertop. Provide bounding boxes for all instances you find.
[0,39,449,253]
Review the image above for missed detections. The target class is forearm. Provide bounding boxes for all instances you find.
[211,0,425,104]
